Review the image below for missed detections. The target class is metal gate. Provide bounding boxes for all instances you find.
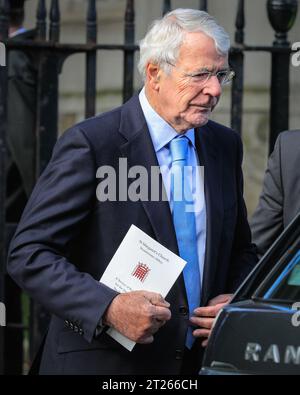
[0,0,298,374]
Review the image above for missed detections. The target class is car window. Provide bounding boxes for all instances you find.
[235,213,300,303]
[253,236,300,303]
[262,249,300,301]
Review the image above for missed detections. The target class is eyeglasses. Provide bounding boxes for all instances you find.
[166,62,235,86]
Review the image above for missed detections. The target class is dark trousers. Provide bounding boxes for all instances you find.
[180,341,205,375]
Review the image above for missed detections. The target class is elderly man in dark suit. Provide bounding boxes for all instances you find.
[251,130,300,258]
[7,9,257,375]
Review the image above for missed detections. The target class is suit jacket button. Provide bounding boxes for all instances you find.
[175,349,183,360]
[179,306,188,316]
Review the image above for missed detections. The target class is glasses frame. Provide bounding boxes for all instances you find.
[165,61,235,86]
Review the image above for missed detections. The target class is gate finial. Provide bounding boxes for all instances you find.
[235,0,245,45]
[50,0,60,43]
[87,0,97,43]
[36,0,47,40]
[267,0,298,46]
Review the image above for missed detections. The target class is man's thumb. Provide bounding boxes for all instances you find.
[147,292,170,308]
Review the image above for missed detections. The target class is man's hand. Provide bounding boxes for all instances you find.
[103,290,171,344]
[189,293,233,347]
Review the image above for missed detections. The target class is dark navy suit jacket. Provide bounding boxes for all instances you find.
[7,95,257,374]
[251,130,300,258]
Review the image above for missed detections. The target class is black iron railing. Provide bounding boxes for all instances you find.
[0,0,9,376]
[0,0,298,375]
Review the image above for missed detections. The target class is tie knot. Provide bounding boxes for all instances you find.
[169,136,189,163]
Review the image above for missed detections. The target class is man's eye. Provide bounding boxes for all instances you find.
[192,73,209,80]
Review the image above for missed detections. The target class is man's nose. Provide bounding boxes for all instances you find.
[202,75,222,97]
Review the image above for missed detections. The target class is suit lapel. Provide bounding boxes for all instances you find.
[118,96,179,255]
[195,123,224,306]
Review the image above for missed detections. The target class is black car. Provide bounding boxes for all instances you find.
[201,212,300,375]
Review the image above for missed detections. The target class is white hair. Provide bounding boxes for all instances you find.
[138,8,231,81]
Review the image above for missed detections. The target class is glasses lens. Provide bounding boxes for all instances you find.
[219,70,235,85]
[192,72,210,84]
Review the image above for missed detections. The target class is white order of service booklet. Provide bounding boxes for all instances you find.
[99,224,186,351]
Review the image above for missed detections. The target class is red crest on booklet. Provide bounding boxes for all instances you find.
[132,262,151,283]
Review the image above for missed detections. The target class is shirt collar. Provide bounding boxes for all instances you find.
[139,87,195,152]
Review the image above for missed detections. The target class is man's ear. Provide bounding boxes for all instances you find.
[146,63,161,91]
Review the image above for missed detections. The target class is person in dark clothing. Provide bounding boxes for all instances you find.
[7,9,257,375]
[6,0,36,221]
[5,0,37,374]
[251,130,300,259]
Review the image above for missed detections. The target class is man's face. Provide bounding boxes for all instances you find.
[151,32,228,133]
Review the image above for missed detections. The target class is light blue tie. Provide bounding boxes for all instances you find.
[170,136,201,349]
